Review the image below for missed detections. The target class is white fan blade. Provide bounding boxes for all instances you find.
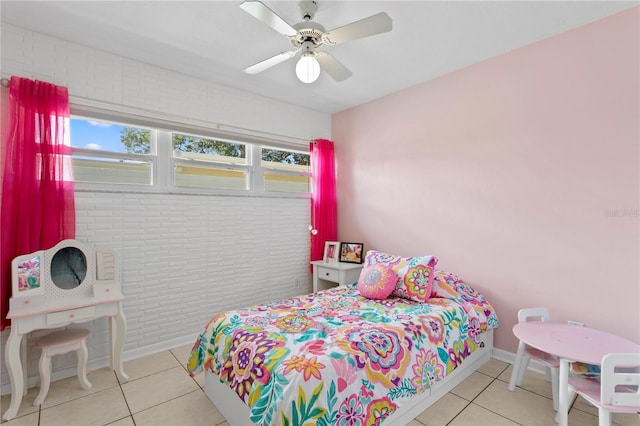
[316,52,352,82]
[322,12,392,46]
[244,51,296,74]
[240,1,297,37]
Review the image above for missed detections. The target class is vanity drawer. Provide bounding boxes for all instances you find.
[94,282,117,299]
[47,306,96,325]
[317,266,339,283]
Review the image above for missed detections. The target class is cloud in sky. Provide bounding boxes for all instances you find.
[88,121,110,128]
[85,143,102,150]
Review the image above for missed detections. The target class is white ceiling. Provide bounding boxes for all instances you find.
[1,1,636,114]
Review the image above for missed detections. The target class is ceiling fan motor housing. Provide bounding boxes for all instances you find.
[291,21,326,48]
[297,1,318,20]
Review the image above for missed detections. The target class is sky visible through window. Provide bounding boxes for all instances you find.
[70,118,129,153]
[70,118,309,166]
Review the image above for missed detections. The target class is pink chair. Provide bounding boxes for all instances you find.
[509,307,560,410]
[568,353,640,426]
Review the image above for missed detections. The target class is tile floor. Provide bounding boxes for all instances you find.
[1,345,638,426]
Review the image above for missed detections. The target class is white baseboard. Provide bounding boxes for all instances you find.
[492,347,516,364]
[122,333,200,362]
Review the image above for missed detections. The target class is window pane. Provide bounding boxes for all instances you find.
[174,165,247,190]
[73,156,152,185]
[261,147,310,172]
[264,173,310,193]
[173,133,246,164]
[71,118,151,154]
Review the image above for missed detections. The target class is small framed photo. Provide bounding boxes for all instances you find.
[323,241,340,263]
[339,242,364,264]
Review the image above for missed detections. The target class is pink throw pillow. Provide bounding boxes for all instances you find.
[356,264,398,300]
[364,250,438,303]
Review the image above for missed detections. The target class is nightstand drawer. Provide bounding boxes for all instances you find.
[311,260,363,293]
[47,306,96,326]
[317,266,339,283]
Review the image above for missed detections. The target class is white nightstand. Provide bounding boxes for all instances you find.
[311,260,363,292]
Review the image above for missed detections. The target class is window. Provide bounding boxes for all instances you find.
[69,114,310,196]
[70,118,154,185]
[172,132,248,190]
[261,147,310,193]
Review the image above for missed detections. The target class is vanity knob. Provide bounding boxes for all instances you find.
[24,300,30,304]
[325,272,330,276]
[69,314,75,318]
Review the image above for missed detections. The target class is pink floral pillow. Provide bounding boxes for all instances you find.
[356,263,398,300]
[364,250,438,303]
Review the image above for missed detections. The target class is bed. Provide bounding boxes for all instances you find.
[188,269,499,426]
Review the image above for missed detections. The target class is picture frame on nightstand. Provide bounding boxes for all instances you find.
[323,241,340,262]
[339,242,364,264]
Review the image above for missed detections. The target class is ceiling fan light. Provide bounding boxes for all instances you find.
[296,54,320,84]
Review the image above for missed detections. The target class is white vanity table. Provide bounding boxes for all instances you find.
[2,240,128,421]
[311,260,363,292]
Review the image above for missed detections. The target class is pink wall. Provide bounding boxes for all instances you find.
[332,7,639,353]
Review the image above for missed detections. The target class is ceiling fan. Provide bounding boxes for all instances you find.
[240,0,392,84]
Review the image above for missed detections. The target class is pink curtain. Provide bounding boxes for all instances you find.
[1,76,75,331]
[310,138,337,262]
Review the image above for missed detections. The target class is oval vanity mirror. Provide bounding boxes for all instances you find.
[50,247,87,290]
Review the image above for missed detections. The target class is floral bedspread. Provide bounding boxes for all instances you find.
[188,272,499,426]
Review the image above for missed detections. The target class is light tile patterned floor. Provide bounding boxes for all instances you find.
[1,345,638,426]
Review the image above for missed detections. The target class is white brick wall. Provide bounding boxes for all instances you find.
[1,23,324,394]
[89,191,312,351]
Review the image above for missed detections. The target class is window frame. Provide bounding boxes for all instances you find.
[70,116,158,190]
[68,106,311,198]
[260,145,311,195]
[170,131,252,193]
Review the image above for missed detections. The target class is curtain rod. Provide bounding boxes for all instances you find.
[1,78,10,88]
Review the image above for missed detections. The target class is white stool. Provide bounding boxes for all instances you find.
[33,328,92,406]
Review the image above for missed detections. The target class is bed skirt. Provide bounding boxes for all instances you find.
[204,329,494,426]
